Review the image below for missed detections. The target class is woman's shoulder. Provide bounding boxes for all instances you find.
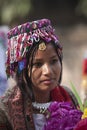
[51,85,78,108]
[0,78,18,130]
[61,85,79,107]
[0,86,13,122]
[0,103,12,130]
[1,78,19,101]
[5,78,17,95]
[0,108,8,124]
[0,78,18,115]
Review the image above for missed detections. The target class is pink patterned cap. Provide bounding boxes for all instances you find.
[6,19,62,77]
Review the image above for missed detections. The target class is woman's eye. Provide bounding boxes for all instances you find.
[51,59,58,64]
[33,62,42,68]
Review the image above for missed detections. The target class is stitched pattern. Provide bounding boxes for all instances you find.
[0,85,76,130]
[7,87,26,130]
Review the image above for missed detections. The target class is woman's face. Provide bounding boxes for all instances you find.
[28,43,61,93]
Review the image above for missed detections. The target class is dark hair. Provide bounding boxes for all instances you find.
[16,40,63,101]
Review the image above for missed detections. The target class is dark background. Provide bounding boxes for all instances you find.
[0,0,87,26]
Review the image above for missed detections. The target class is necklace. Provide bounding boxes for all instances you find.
[32,102,51,118]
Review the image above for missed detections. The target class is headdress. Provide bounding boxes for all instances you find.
[6,19,62,77]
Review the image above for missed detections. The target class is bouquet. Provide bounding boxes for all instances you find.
[70,82,87,130]
[42,82,87,130]
[42,101,82,130]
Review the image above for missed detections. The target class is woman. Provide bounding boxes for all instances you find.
[0,19,81,130]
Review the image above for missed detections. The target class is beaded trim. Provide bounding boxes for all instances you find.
[32,102,51,119]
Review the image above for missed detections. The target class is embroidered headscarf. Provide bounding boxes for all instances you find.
[6,19,62,78]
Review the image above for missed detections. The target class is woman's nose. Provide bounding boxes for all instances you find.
[42,64,52,75]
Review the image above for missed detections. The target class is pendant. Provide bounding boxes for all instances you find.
[39,42,46,51]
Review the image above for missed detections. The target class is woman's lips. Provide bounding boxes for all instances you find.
[41,79,54,85]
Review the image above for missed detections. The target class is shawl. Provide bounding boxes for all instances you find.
[0,85,78,130]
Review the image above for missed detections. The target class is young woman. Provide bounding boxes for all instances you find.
[0,19,81,130]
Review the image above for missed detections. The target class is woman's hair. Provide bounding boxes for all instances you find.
[16,39,63,101]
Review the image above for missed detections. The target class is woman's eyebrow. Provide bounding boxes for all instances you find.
[50,55,58,59]
[33,58,43,62]
[34,55,58,61]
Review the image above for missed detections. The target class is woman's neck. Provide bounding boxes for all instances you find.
[33,91,50,103]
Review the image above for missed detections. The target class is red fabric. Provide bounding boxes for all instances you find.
[51,86,72,102]
[74,118,87,130]
[0,124,8,130]
[82,59,87,75]
[6,87,26,130]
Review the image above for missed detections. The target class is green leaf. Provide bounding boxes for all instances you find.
[70,81,84,112]
[84,100,87,108]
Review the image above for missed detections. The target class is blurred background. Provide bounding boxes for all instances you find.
[0,0,87,101]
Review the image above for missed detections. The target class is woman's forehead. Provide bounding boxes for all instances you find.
[33,43,58,60]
